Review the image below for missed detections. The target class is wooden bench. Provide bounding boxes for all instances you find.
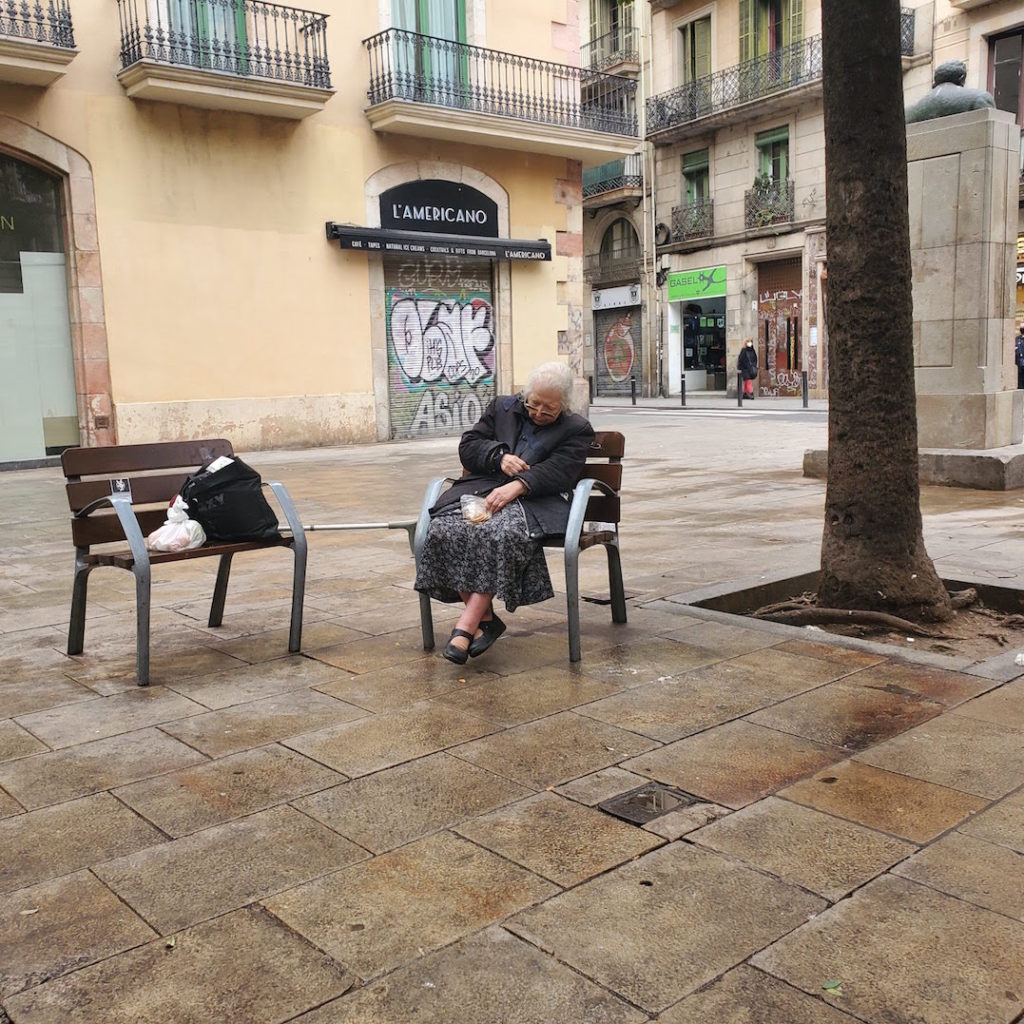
[413,430,626,662]
[62,439,307,686]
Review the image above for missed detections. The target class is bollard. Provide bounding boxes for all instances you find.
[630,377,637,406]
[588,375,594,402]
[801,370,809,409]
[680,376,686,407]
[737,372,743,407]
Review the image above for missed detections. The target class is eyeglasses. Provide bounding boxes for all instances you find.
[524,400,561,419]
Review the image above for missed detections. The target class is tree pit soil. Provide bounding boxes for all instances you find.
[757,596,1024,662]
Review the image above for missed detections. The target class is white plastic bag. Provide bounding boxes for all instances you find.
[146,496,207,552]
[460,494,491,524]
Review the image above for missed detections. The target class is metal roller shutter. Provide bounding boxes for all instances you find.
[594,306,642,396]
[384,256,496,439]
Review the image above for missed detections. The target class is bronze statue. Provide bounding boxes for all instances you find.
[906,60,995,123]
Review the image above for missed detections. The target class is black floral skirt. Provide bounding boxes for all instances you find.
[414,501,553,612]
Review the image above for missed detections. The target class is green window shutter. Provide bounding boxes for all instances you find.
[756,126,789,146]
[739,0,752,62]
[682,24,693,83]
[755,0,769,58]
[786,0,804,47]
[693,16,711,78]
[682,148,709,172]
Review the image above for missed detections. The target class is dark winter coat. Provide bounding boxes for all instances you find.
[738,345,759,380]
[1015,334,1024,369]
[431,395,596,539]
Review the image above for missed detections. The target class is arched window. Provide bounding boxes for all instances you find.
[600,218,640,264]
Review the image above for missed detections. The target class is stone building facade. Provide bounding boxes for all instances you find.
[0,0,639,464]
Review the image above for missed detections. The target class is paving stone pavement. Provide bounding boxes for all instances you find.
[3,407,1024,1021]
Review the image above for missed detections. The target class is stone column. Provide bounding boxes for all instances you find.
[909,107,1023,449]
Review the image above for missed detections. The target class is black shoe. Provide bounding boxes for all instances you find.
[469,614,506,658]
[442,628,475,665]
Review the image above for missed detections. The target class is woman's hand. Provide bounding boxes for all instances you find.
[499,453,530,476]
[485,480,527,513]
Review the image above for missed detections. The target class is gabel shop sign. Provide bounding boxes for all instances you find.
[380,180,499,239]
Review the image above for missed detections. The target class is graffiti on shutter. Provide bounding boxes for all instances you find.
[594,307,641,396]
[756,258,803,397]
[385,256,495,439]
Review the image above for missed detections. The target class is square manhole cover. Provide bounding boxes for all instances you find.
[598,783,698,825]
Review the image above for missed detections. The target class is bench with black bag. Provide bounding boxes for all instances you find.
[62,439,306,686]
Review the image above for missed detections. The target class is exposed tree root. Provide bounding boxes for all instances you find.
[751,594,816,616]
[753,606,960,639]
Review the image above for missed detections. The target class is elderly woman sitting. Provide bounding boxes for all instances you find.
[415,361,595,664]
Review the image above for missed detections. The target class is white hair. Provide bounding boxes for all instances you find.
[524,361,575,412]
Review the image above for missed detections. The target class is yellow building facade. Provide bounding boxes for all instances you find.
[0,0,639,463]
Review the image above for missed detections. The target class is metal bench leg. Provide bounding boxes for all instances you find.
[419,591,435,651]
[133,563,151,686]
[68,551,93,656]
[606,540,628,624]
[208,554,234,627]
[565,539,582,663]
[288,536,307,654]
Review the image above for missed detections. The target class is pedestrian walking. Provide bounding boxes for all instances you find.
[1015,323,1024,389]
[738,339,758,400]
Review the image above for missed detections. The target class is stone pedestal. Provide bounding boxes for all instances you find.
[908,107,1023,450]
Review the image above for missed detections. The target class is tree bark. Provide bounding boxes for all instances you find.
[818,0,952,623]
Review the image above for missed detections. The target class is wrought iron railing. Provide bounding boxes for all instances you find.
[744,179,794,229]
[671,198,714,242]
[585,247,642,282]
[365,28,638,137]
[647,35,822,135]
[581,25,639,72]
[900,7,915,57]
[0,0,75,48]
[583,155,643,198]
[116,0,331,88]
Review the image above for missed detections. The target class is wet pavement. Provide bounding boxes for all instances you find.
[3,406,1024,1022]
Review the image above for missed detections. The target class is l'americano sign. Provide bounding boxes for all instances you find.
[379,180,499,239]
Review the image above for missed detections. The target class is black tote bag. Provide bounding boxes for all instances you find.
[179,458,281,543]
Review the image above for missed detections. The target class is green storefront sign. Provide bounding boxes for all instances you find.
[667,265,727,302]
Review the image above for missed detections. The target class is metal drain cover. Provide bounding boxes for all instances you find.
[598,783,697,825]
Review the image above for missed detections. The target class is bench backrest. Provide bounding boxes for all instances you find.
[62,439,234,549]
[581,431,623,525]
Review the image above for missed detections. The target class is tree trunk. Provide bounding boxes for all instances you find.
[818,0,952,623]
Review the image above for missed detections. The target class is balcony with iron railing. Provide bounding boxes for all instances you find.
[581,25,639,75]
[647,35,822,143]
[585,245,643,284]
[670,198,714,245]
[583,154,643,206]
[114,0,333,118]
[744,179,795,231]
[364,28,640,165]
[0,0,77,85]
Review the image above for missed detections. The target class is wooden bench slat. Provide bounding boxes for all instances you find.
[62,439,233,478]
[66,473,192,512]
[84,536,293,570]
[580,463,622,490]
[584,494,620,523]
[590,432,625,459]
[71,508,171,548]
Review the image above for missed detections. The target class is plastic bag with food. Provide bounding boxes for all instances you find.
[460,494,492,524]
[146,496,207,552]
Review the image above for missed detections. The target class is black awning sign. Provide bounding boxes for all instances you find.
[326,223,550,262]
[379,180,499,238]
